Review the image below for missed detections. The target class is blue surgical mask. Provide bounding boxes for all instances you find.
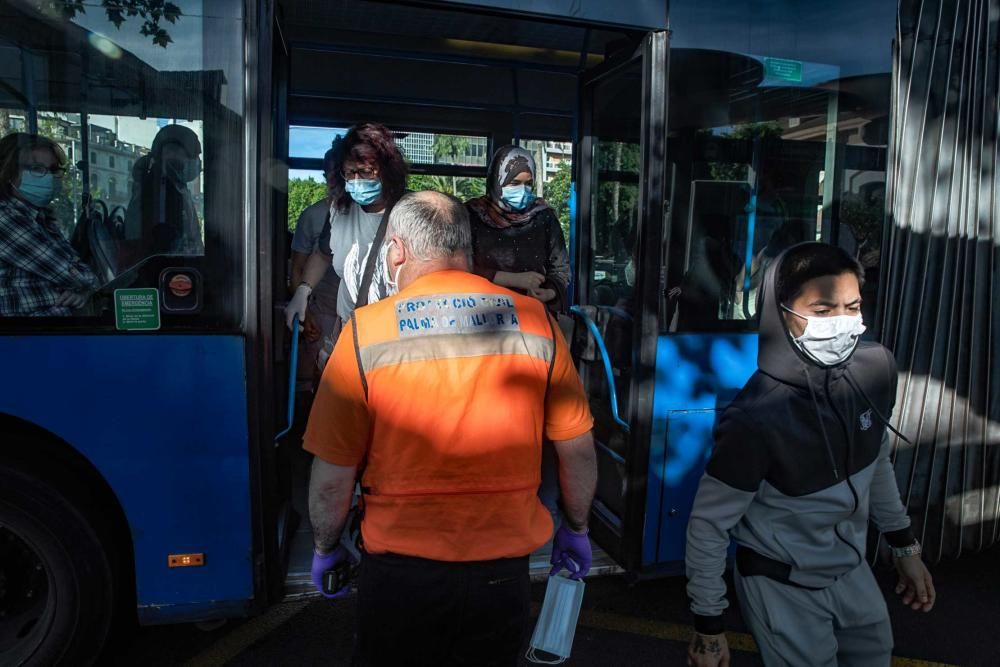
[345,179,382,206]
[501,184,535,211]
[15,171,57,208]
[526,575,585,663]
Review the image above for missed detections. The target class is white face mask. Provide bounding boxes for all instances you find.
[382,240,403,296]
[782,305,866,367]
[526,575,585,664]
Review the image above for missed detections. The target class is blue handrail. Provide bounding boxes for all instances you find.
[275,316,300,442]
[569,305,630,433]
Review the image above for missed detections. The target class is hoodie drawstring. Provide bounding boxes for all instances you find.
[803,365,840,480]
[844,368,912,445]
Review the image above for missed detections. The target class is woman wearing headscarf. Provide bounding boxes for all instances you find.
[466,145,570,314]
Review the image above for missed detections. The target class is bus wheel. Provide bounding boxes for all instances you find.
[0,466,115,666]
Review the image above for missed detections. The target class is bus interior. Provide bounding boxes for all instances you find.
[268,0,650,594]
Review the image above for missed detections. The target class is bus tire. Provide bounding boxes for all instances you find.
[0,465,115,667]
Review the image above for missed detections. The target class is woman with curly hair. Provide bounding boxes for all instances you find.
[466,145,570,314]
[285,123,408,358]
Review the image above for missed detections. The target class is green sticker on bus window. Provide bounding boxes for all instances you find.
[114,289,161,331]
[764,57,803,83]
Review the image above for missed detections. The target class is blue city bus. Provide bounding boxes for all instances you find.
[1,0,996,664]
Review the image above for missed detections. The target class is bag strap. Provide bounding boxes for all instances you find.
[351,314,368,402]
[354,202,394,309]
[544,313,558,396]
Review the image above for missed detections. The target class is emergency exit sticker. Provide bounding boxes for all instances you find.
[764,57,803,83]
[114,288,161,331]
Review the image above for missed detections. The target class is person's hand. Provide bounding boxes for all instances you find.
[286,283,312,330]
[549,524,592,580]
[303,310,321,343]
[668,286,682,299]
[894,555,936,612]
[530,287,557,303]
[498,270,545,292]
[56,290,88,310]
[311,546,354,599]
[687,632,730,667]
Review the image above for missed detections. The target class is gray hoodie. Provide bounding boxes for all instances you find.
[685,245,915,634]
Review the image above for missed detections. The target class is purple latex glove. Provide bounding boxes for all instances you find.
[549,524,592,580]
[311,546,352,599]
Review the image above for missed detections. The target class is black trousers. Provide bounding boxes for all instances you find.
[356,551,531,667]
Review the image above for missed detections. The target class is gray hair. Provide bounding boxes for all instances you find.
[387,191,472,261]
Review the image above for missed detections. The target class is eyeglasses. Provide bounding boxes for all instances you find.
[22,163,65,177]
[342,166,378,180]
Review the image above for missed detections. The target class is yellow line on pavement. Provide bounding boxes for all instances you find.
[572,609,958,667]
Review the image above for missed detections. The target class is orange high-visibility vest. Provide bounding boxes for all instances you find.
[350,271,559,561]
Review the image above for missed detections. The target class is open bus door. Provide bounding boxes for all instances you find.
[573,32,668,573]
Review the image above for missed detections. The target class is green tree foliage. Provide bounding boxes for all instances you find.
[839,191,885,267]
[58,0,182,48]
[544,161,572,240]
[432,135,470,163]
[591,142,641,255]
[407,174,484,201]
[405,135,485,201]
[287,177,327,231]
[706,122,784,182]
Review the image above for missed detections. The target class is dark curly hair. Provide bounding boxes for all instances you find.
[326,122,408,214]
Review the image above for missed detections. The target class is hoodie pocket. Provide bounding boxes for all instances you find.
[769,520,856,580]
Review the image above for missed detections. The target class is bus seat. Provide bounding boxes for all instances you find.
[556,312,575,345]
[70,199,119,284]
[88,210,120,283]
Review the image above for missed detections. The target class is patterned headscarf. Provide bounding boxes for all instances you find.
[468,145,551,228]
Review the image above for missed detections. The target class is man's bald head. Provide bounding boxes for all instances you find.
[387,190,472,261]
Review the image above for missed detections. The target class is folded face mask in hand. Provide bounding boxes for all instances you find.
[526,575,585,664]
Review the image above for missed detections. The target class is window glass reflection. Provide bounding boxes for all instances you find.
[665,0,894,332]
[0,0,244,323]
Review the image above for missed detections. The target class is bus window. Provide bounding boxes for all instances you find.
[0,1,245,327]
[521,139,573,241]
[664,2,893,334]
[402,131,488,201]
[287,126,490,229]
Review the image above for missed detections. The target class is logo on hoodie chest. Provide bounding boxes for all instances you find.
[859,409,873,431]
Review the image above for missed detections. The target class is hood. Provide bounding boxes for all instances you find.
[757,243,852,388]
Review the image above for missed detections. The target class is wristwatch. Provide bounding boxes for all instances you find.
[891,540,922,559]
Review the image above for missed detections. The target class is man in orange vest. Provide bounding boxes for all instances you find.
[304,191,597,667]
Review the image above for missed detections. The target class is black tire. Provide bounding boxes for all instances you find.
[0,465,115,666]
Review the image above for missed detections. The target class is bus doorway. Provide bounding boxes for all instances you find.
[266,0,669,594]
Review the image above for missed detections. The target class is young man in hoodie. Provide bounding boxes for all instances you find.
[685,243,935,667]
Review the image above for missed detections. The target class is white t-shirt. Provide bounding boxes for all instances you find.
[319,201,390,321]
[291,199,339,313]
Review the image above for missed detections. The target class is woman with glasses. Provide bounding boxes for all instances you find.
[284,122,408,368]
[0,132,98,317]
[466,145,570,314]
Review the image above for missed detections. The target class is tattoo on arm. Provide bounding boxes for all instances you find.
[692,634,722,656]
